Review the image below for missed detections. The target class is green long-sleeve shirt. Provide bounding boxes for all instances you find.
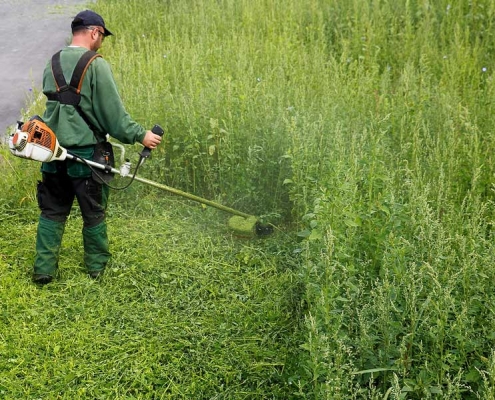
[42,46,146,147]
[41,46,146,177]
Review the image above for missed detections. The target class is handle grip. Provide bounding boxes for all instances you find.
[140,124,164,158]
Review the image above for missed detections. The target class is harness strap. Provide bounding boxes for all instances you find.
[51,50,67,93]
[47,50,102,132]
[69,51,102,94]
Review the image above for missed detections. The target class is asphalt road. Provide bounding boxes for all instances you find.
[0,0,90,140]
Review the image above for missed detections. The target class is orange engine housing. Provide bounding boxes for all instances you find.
[21,119,57,152]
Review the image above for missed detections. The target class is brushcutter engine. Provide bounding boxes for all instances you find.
[8,116,67,162]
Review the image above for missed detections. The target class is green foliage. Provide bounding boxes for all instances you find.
[282,0,495,398]
[0,148,39,222]
[4,0,495,397]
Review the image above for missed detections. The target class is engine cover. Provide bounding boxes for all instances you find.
[8,117,67,162]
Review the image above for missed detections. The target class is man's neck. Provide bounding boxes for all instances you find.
[70,37,91,50]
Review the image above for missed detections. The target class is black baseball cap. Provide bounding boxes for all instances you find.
[71,10,113,37]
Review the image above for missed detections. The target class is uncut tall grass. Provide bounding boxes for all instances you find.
[95,0,495,397]
[3,0,495,397]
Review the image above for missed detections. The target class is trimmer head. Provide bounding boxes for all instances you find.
[255,221,274,236]
[228,215,274,238]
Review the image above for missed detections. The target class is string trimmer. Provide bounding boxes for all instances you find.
[8,116,273,237]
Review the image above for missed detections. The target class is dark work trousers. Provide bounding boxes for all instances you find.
[34,161,110,276]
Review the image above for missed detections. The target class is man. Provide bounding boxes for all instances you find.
[32,10,162,284]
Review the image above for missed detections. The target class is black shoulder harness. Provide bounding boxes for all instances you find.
[45,50,102,130]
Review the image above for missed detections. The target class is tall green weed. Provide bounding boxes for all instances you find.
[285,0,495,398]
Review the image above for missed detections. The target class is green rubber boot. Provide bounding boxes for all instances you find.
[83,222,111,275]
[34,217,65,276]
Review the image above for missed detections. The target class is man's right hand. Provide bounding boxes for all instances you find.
[142,130,162,149]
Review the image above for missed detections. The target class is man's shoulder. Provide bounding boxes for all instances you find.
[89,54,111,76]
[60,46,87,56]
[64,48,111,74]
[60,47,107,62]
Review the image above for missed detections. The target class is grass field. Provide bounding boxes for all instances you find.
[0,177,299,398]
[3,0,495,398]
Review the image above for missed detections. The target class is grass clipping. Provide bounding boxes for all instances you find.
[228,215,258,237]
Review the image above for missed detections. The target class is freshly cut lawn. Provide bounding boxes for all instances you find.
[0,197,300,399]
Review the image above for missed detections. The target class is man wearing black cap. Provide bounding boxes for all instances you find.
[72,9,113,39]
[32,10,162,284]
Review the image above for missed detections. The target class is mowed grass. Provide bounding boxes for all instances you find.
[0,181,300,398]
